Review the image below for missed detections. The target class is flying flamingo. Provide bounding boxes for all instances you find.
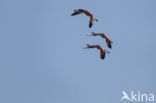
[84,44,110,59]
[88,32,113,49]
[71,9,98,28]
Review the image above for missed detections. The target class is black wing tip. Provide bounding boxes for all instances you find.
[101,53,105,60]
[107,42,112,49]
[71,13,76,16]
[108,45,112,49]
[89,23,92,28]
[78,9,85,11]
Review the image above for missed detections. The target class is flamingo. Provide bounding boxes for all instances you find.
[71,9,98,28]
[84,44,110,59]
[89,32,113,49]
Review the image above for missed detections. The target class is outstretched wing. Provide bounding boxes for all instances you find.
[89,20,93,28]
[86,44,102,50]
[98,33,106,38]
[102,34,112,49]
[100,52,105,59]
[71,12,80,16]
[106,40,112,49]
[71,10,81,16]
[91,32,98,36]
[78,9,91,16]
[77,9,86,12]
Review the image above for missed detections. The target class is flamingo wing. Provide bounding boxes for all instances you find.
[98,33,106,38]
[86,44,102,50]
[71,10,81,16]
[100,52,105,59]
[77,9,86,12]
[89,20,93,28]
[107,40,112,49]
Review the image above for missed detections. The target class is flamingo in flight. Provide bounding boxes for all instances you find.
[71,9,98,28]
[89,32,113,49]
[84,44,110,59]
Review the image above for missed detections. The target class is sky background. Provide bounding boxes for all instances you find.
[0,0,156,103]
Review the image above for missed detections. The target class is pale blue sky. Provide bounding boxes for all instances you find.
[0,0,156,103]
